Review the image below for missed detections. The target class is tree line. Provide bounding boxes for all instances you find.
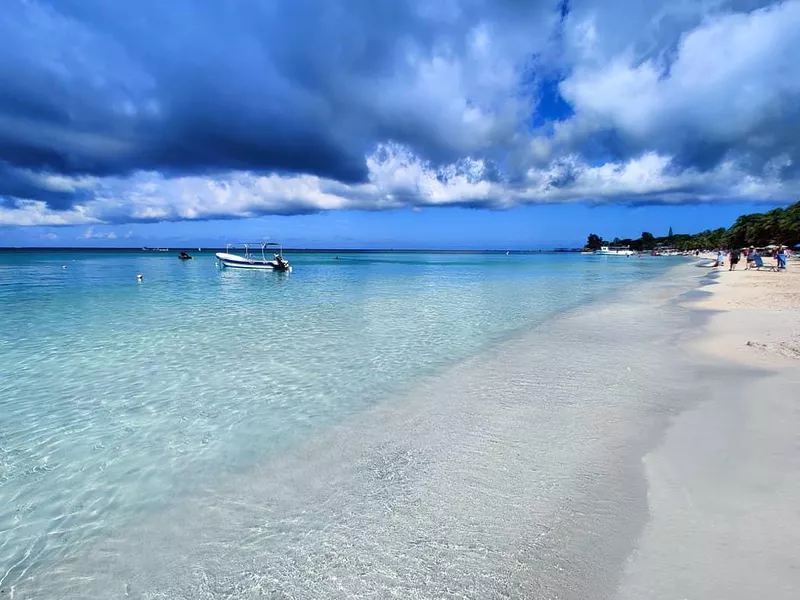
[585,200,800,252]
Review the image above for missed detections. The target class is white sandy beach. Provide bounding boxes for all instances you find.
[616,261,800,599]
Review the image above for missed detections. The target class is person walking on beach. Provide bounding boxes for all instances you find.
[746,247,759,270]
[729,248,740,271]
[716,249,725,267]
[776,246,787,270]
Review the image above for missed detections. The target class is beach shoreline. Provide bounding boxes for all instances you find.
[615,261,800,599]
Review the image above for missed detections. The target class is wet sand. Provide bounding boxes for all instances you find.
[615,261,800,599]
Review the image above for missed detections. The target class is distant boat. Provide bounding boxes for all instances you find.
[215,242,292,271]
[178,252,193,260]
[653,247,680,256]
[596,246,634,257]
[580,249,595,255]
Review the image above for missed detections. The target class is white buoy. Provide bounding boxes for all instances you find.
[62,265,67,269]
[137,274,143,282]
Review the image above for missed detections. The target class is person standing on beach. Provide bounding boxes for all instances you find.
[776,246,787,270]
[716,249,725,267]
[729,248,740,271]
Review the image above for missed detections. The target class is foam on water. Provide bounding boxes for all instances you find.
[0,251,697,598]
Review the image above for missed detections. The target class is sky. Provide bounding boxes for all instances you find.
[1,0,799,248]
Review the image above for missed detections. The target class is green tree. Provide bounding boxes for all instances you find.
[584,200,800,254]
[728,214,758,248]
[777,203,800,246]
[585,233,602,250]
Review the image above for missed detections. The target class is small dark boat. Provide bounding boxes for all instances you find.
[178,252,193,260]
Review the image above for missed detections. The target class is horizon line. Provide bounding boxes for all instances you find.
[0,246,583,253]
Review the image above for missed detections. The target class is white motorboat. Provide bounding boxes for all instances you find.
[215,242,292,271]
[596,245,634,257]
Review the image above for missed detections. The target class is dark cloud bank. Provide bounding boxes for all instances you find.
[1,0,799,222]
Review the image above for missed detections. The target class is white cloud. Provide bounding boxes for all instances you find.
[557,1,800,164]
[81,226,117,239]
[0,200,98,226]
[1,141,792,227]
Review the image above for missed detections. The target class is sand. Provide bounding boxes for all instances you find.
[615,260,800,599]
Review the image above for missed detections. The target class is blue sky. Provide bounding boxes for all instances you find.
[1,0,799,246]
[2,201,783,249]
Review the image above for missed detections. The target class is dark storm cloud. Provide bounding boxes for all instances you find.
[0,0,556,210]
[2,0,800,225]
[0,162,92,209]
[0,0,386,181]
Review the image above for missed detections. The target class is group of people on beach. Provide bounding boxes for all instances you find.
[712,246,789,271]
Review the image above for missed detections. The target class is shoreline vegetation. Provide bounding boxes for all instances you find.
[585,200,800,252]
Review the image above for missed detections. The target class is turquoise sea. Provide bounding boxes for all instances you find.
[0,250,688,598]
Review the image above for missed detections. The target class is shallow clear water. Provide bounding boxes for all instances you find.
[0,250,684,597]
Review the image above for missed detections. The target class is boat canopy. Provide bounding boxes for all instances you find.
[223,242,285,260]
[228,242,283,248]
[225,242,283,250]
